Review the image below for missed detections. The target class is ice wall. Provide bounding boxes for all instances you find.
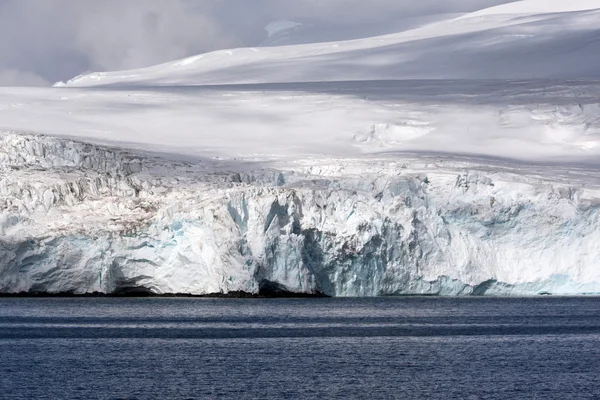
[1,132,600,296]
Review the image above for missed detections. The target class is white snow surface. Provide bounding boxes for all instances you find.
[464,0,600,16]
[62,1,600,87]
[2,1,600,296]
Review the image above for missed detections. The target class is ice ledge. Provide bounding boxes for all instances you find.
[2,132,600,296]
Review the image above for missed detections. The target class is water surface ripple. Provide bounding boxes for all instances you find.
[1,297,599,399]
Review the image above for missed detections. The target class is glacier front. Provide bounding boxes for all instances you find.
[2,0,600,295]
[2,131,600,296]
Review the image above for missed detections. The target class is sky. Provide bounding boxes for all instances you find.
[0,0,515,86]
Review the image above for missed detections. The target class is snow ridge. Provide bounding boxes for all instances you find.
[63,3,600,87]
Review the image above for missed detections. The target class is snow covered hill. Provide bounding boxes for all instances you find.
[2,0,600,296]
[62,0,600,87]
[259,14,462,47]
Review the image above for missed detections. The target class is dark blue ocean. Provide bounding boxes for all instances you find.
[1,297,599,399]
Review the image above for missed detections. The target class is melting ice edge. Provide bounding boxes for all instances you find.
[2,132,600,296]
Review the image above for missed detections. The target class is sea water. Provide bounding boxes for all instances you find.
[1,297,599,399]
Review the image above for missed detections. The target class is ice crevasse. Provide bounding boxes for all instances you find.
[1,132,600,296]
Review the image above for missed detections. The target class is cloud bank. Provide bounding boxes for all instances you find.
[0,0,513,86]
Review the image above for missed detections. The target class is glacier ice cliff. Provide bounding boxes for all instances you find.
[1,131,600,296]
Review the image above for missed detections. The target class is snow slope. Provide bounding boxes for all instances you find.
[2,0,600,296]
[464,0,600,16]
[62,0,600,87]
[260,14,462,47]
[3,80,600,163]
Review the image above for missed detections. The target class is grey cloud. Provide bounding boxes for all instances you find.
[0,0,513,86]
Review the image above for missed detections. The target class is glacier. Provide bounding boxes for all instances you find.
[2,1,600,296]
[2,131,600,296]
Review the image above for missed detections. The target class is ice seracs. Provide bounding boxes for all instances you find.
[2,132,600,296]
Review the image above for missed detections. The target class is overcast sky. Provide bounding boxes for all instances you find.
[0,0,514,86]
